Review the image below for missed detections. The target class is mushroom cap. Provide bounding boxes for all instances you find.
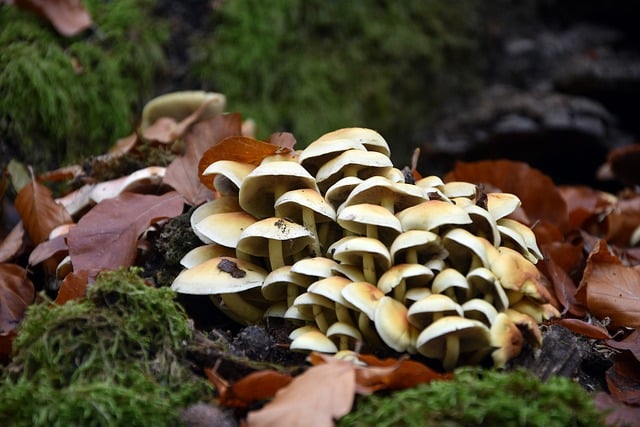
[415,175,445,191]
[190,196,241,243]
[140,90,225,129]
[339,176,428,214]
[374,296,415,352]
[315,150,393,193]
[324,176,364,208]
[274,188,336,223]
[341,281,385,320]
[289,327,338,353]
[465,266,509,312]
[328,236,392,272]
[486,192,522,221]
[239,161,318,218]
[331,263,367,282]
[407,294,463,329]
[314,127,391,157]
[261,265,311,301]
[431,268,470,303]
[416,316,491,362]
[202,160,256,196]
[497,218,543,263]
[326,321,364,345]
[461,298,498,326]
[337,203,402,244]
[404,287,433,304]
[490,312,524,367]
[397,200,472,232]
[307,276,354,308]
[171,256,267,294]
[442,228,490,272]
[290,256,341,280]
[389,230,445,264]
[179,244,236,268]
[462,203,501,247]
[298,138,367,176]
[486,246,547,302]
[377,263,434,295]
[441,181,477,199]
[192,211,257,248]
[236,217,314,259]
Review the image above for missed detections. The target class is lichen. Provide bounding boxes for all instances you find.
[0,268,211,427]
[337,367,607,427]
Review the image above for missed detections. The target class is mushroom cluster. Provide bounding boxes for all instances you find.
[171,128,559,370]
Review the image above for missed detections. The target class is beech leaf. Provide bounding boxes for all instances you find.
[54,270,89,305]
[206,368,293,408]
[15,179,72,245]
[246,360,355,427]
[14,0,92,37]
[0,263,35,335]
[0,222,26,263]
[67,191,184,278]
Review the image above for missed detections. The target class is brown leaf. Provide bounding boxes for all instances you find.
[606,352,640,406]
[164,114,242,205]
[355,354,452,391]
[14,0,92,37]
[0,222,26,263]
[197,136,293,190]
[15,179,72,245]
[0,330,16,364]
[0,263,35,335]
[594,391,640,427]
[206,368,293,408]
[268,132,297,151]
[54,270,89,305]
[539,245,583,316]
[28,234,69,266]
[576,240,640,329]
[606,330,640,362]
[445,160,568,233]
[66,191,184,279]
[246,360,355,427]
[556,318,611,339]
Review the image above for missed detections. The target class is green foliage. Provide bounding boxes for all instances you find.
[0,268,211,427]
[0,1,169,171]
[190,0,485,164]
[338,367,607,427]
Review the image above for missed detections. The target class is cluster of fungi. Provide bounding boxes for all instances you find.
[172,127,559,371]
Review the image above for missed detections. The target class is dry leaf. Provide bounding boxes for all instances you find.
[15,179,72,245]
[576,240,640,328]
[556,318,611,339]
[0,222,26,263]
[0,263,35,335]
[606,352,640,406]
[54,270,89,305]
[14,0,92,37]
[606,330,640,362]
[205,368,293,408]
[28,233,68,266]
[246,360,355,427]
[539,245,582,316]
[66,191,184,279]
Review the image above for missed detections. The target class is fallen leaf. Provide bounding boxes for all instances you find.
[606,330,640,362]
[0,330,16,364]
[0,263,35,335]
[206,368,293,408]
[54,270,89,305]
[355,354,452,391]
[268,132,297,151]
[594,391,640,427]
[15,178,73,245]
[28,234,69,267]
[14,0,92,37]
[576,240,640,329]
[556,318,611,339]
[539,245,583,316]
[0,222,26,263]
[606,352,640,406]
[246,360,355,427]
[66,191,184,279]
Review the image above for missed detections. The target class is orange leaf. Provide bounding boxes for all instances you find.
[197,136,293,190]
[356,354,452,391]
[54,270,89,305]
[14,0,92,37]
[0,263,35,335]
[556,318,611,339]
[15,179,72,245]
[246,360,355,427]
[206,368,293,408]
[66,191,184,279]
[576,240,640,328]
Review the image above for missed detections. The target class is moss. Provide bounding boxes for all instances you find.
[0,1,169,172]
[189,0,485,164]
[338,367,607,427]
[0,268,211,427]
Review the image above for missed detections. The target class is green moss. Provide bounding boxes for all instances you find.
[0,1,169,171]
[338,367,607,427]
[0,268,211,427]
[190,0,485,164]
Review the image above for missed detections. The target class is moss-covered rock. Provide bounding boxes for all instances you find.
[338,367,607,427]
[0,0,169,171]
[0,268,211,427]
[189,0,486,165]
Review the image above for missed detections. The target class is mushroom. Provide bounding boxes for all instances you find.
[326,321,363,351]
[192,211,257,248]
[140,90,225,129]
[337,203,402,246]
[339,176,428,214]
[441,181,477,199]
[407,294,463,330]
[298,137,367,177]
[373,296,417,353]
[171,256,268,324]
[190,196,242,244]
[486,246,549,304]
[289,326,338,353]
[201,160,256,196]
[315,150,393,193]
[238,161,318,219]
[465,266,509,312]
[288,292,337,332]
[431,268,470,303]
[313,127,391,157]
[416,316,491,371]
[485,192,522,221]
[389,230,445,265]
[441,228,490,272]
[341,281,385,348]
[377,263,434,302]
[324,176,364,209]
[462,203,501,247]
[261,265,311,305]
[274,188,336,256]
[497,218,543,263]
[397,200,472,233]
[461,298,498,327]
[489,312,524,368]
[328,236,391,284]
[236,217,314,270]
[307,276,356,325]
[179,244,236,268]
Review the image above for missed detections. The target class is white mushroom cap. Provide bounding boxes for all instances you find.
[489,312,523,367]
[486,192,522,221]
[179,244,236,268]
[461,298,498,327]
[407,294,463,329]
[389,230,445,265]
[441,228,490,272]
[327,236,391,284]
[261,265,311,302]
[339,176,428,214]
[415,175,445,190]
[289,326,338,353]
[377,263,434,302]
[315,150,393,193]
[416,316,491,371]
[374,296,416,353]
[465,266,509,312]
[462,203,501,247]
[326,321,363,350]
[298,138,367,176]
[337,203,402,245]
[239,161,318,219]
[290,256,341,280]
[431,268,470,303]
[308,276,356,324]
[397,200,472,232]
[497,218,543,263]
[140,90,225,129]
[192,211,257,248]
[314,127,391,157]
[441,181,477,199]
[201,160,256,196]
[324,176,364,208]
[486,246,547,302]
[289,292,337,332]
[190,196,241,243]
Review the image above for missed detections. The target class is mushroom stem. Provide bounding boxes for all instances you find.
[301,207,322,257]
[380,195,395,214]
[442,334,460,371]
[287,283,299,307]
[362,254,377,284]
[219,293,264,324]
[405,248,419,264]
[392,280,407,302]
[268,239,286,270]
[313,306,329,332]
[365,223,379,240]
[335,305,353,325]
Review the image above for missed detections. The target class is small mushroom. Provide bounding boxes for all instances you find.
[289,326,338,353]
[315,150,393,193]
[407,294,463,330]
[485,192,522,221]
[307,276,356,325]
[201,160,256,196]
[171,256,268,324]
[341,281,385,347]
[339,176,428,214]
[289,292,337,332]
[326,321,363,351]
[461,298,498,327]
[299,137,367,176]
[389,230,445,265]
[261,265,311,305]
[140,90,225,129]
[377,263,434,302]
[431,268,470,303]
[462,203,501,247]
[324,176,364,209]
[179,244,236,268]
[328,236,391,284]
[190,196,242,244]
[465,266,509,312]
[374,296,417,353]
[441,228,490,272]
[337,203,402,246]
[497,218,543,263]
[192,211,257,248]
[416,316,491,371]
[441,181,477,199]
[486,246,549,303]
[397,200,472,233]
[236,217,314,270]
[313,127,391,157]
[489,312,523,367]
